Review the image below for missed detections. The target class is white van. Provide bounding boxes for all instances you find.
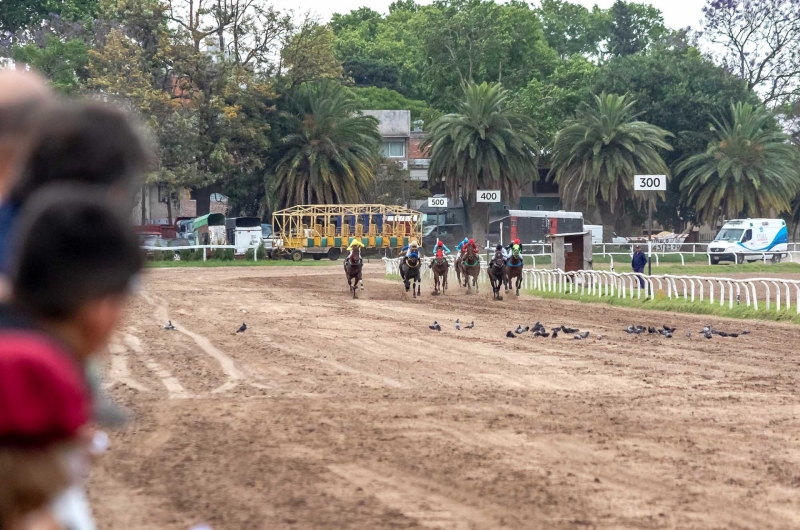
[707,219,788,264]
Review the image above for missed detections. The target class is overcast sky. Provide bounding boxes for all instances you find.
[293,0,707,30]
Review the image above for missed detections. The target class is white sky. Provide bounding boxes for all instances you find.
[293,0,707,30]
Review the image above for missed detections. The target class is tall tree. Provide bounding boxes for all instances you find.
[273,80,382,205]
[535,0,606,59]
[280,20,342,88]
[702,0,800,108]
[593,44,758,229]
[423,82,539,244]
[607,0,666,57]
[678,102,800,224]
[549,92,673,241]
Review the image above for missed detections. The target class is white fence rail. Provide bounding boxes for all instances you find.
[141,244,261,261]
[383,258,800,314]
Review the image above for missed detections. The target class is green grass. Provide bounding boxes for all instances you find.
[146,259,337,268]
[525,288,800,324]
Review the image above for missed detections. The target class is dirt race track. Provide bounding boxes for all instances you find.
[89,264,800,530]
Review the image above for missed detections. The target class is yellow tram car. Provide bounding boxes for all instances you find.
[270,204,423,261]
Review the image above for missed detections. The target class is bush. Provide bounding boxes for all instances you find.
[244,242,267,261]
[153,250,174,261]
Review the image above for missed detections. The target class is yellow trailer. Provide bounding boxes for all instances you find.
[270,204,423,261]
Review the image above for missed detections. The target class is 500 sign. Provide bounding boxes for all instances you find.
[428,197,448,208]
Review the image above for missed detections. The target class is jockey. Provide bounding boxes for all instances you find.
[429,240,450,266]
[401,239,421,259]
[455,237,470,253]
[505,238,521,262]
[346,238,365,261]
[460,238,479,256]
[495,243,509,261]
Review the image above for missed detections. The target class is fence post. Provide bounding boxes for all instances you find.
[203,247,207,262]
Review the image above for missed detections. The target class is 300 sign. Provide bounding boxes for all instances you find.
[633,174,666,191]
[476,190,501,203]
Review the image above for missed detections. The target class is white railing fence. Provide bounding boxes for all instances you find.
[142,244,261,261]
[383,258,800,314]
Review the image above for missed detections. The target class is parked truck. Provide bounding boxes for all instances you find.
[707,218,788,264]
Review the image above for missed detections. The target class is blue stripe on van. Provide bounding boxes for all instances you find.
[736,226,788,251]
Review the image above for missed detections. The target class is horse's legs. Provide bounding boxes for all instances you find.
[516,275,522,296]
[359,271,364,291]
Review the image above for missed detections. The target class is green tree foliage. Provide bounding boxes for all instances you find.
[419,0,557,107]
[678,102,800,224]
[593,44,758,228]
[512,55,597,143]
[12,33,88,94]
[549,93,673,240]
[1,0,97,33]
[364,160,429,204]
[280,21,342,88]
[607,0,666,56]
[343,58,400,91]
[274,81,382,205]
[350,86,429,121]
[536,0,607,59]
[423,82,539,243]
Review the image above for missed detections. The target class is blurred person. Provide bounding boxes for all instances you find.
[0,68,55,299]
[0,69,54,199]
[0,100,150,273]
[0,300,92,530]
[632,244,648,288]
[4,187,144,530]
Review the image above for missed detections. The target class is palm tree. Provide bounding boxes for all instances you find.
[422,82,539,245]
[549,92,673,241]
[678,102,800,224]
[274,81,382,205]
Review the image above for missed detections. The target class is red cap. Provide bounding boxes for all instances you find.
[468,238,474,244]
[437,241,443,246]
[514,239,520,245]
[0,333,90,448]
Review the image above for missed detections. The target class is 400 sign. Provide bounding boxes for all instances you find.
[476,190,501,203]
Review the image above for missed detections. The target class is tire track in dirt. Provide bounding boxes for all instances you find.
[122,333,191,399]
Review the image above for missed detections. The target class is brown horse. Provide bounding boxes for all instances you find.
[503,246,524,296]
[457,246,481,293]
[488,250,505,300]
[343,245,363,298]
[431,252,449,295]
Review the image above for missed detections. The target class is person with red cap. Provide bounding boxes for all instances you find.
[0,333,91,530]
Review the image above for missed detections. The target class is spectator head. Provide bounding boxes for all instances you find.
[10,101,152,207]
[635,245,640,251]
[0,69,54,200]
[8,185,143,362]
[0,336,90,528]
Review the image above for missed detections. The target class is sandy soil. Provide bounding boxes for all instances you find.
[88,264,800,530]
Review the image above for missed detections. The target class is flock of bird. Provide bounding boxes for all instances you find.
[424,319,753,341]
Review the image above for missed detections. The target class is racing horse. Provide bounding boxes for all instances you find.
[504,246,524,296]
[343,245,363,298]
[431,250,449,295]
[488,249,505,300]
[399,252,422,298]
[457,246,481,293]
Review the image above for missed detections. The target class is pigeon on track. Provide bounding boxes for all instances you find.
[685,330,691,339]
[236,323,247,333]
[429,321,441,331]
[740,330,750,335]
[561,325,579,334]
[540,332,551,338]
[574,331,590,340]
[532,330,541,337]
[718,331,729,337]
[455,319,460,331]
[551,329,559,339]
[506,331,516,338]
[465,321,475,329]
[704,331,712,339]
[663,325,677,333]
[163,321,175,331]
[515,325,529,334]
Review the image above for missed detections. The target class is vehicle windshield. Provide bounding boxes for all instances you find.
[261,224,272,238]
[423,225,437,236]
[714,228,744,242]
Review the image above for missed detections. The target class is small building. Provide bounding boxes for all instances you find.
[362,110,410,170]
[548,232,593,272]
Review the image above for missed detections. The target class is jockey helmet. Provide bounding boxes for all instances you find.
[468,238,475,245]
[495,244,503,250]
[514,238,520,245]
[408,251,418,259]
[437,241,444,247]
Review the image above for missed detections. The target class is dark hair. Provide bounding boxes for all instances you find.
[9,185,143,320]
[10,101,151,205]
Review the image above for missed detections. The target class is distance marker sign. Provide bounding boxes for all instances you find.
[428,197,448,208]
[634,175,666,191]
[476,190,501,203]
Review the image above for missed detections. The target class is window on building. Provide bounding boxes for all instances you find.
[535,205,543,211]
[382,141,406,158]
